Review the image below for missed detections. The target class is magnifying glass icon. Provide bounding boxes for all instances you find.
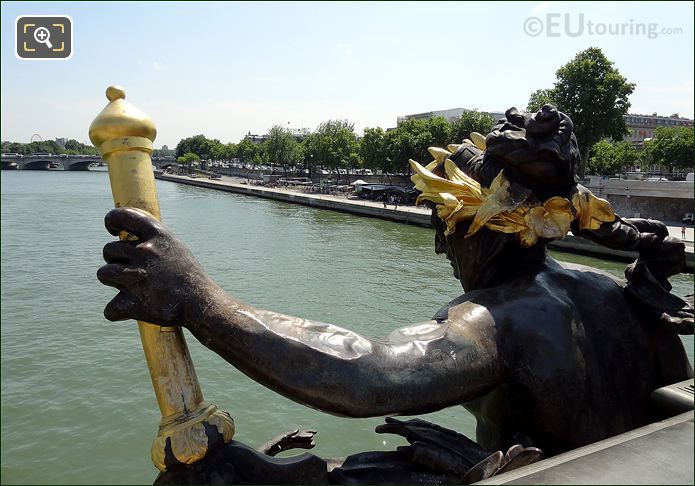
[33,27,53,49]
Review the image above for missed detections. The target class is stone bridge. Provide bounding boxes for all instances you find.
[1,155,175,171]
[1,154,102,170]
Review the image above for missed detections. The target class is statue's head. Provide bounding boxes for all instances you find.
[411,105,612,290]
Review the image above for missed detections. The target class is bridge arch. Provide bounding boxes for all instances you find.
[22,159,51,170]
[64,159,95,171]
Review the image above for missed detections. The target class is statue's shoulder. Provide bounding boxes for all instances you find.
[546,260,627,303]
[432,260,626,324]
[552,259,625,287]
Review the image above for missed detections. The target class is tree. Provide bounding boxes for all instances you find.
[643,126,695,172]
[360,127,388,172]
[212,142,236,163]
[265,125,303,175]
[235,138,259,167]
[526,48,635,177]
[587,139,637,176]
[176,152,200,173]
[305,120,359,182]
[424,117,453,148]
[175,135,219,162]
[384,119,431,174]
[1,139,98,156]
[526,89,555,113]
[450,111,495,144]
[224,143,237,163]
[250,141,269,167]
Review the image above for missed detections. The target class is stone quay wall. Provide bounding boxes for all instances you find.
[583,178,693,222]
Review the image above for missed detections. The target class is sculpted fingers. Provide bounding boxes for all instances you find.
[104,290,139,322]
[103,240,139,263]
[97,263,147,289]
[104,207,165,241]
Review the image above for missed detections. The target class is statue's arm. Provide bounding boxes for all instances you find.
[98,208,502,417]
[188,287,500,417]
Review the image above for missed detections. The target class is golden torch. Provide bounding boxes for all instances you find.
[89,85,234,471]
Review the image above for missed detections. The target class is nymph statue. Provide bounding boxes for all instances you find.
[98,104,693,484]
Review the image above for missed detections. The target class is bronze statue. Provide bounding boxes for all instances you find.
[98,104,693,484]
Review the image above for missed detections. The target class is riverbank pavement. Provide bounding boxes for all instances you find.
[155,173,693,270]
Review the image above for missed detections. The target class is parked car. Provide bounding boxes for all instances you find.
[683,213,694,225]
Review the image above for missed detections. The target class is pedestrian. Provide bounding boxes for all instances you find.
[682,224,686,240]
[383,198,387,209]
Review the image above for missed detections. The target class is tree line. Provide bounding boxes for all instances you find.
[175,111,496,176]
[587,126,694,176]
[176,47,692,179]
[1,139,99,156]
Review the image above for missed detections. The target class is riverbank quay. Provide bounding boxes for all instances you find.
[155,173,694,272]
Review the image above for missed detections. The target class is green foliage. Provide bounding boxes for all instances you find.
[253,142,269,166]
[175,135,220,161]
[384,119,432,174]
[526,89,555,113]
[643,126,695,170]
[526,47,635,176]
[209,142,236,162]
[265,125,304,170]
[303,120,359,175]
[587,139,637,175]
[235,138,260,165]
[1,139,98,155]
[166,110,494,178]
[424,117,454,147]
[360,127,388,172]
[177,152,200,164]
[450,111,495,144]
[378,114,492,175]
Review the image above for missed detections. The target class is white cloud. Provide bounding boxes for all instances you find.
[152,61,168,72]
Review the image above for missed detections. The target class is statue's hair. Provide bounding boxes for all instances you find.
[449,105,580,201]
[441,105,692,334]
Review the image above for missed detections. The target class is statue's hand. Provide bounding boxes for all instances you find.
[97,207,215,327]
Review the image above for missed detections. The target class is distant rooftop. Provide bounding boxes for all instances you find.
[397,107,506,125]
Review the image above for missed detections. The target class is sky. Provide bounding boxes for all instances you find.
[1,1,693,148]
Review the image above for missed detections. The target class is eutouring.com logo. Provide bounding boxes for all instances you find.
[523,13,683,40]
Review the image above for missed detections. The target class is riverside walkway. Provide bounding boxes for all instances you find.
[155,173,693,271]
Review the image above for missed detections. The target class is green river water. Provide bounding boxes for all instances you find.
[1,170,692,484]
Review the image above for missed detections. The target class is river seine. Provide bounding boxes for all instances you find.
[1,170,692,484]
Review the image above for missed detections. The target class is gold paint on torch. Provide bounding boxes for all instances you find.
[89,86,234,471]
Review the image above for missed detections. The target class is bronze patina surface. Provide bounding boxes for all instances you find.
[97,97,693,484]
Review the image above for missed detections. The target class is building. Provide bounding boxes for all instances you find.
[624,113,693,149]
[287,128,311,139]
[622,113,694,177]
[55,137,68,147]
[397,108,506,125]
[244,128,312,144]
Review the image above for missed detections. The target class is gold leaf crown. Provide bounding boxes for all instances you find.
[410,136,616,247]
